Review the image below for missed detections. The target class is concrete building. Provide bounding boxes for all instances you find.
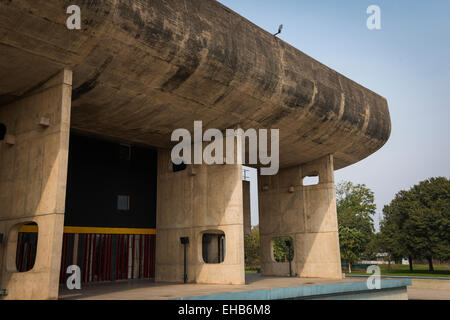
[0,0,391,299]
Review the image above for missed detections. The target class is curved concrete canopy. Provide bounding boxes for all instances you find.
[0,0,391,169]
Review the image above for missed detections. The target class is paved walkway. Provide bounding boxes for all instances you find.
[407,288,450,300]
[59,274,365,300]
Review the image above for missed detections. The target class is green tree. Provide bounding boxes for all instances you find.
[244,226,260,269]
[336,181,377,264]
[380,177,450,271]
[272,237,293,263]
[338,225,365,273]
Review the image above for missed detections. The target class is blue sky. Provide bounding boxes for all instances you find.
[221,0,450,230]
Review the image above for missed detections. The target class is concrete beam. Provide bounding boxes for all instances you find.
[0,0,391,170]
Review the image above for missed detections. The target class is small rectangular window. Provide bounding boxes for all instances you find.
[117,195,130,211]
[302,175,319,186]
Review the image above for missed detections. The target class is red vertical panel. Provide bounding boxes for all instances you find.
[121,234,125,280]
[122,234,127,279]
[87,234,92,283]
[150,235,153,277]
[110,234,113,280]
[100,234,105,281]
[131,235,135,280]
[98,234,102,281]
[85,234,89,283]
[139,235,143,279]
[150,235,155,278]
[148,235,153,278]
[125,235,128,279]
[145,235,149,278]
[82,234,88,283]
[120,235,124,280]
[102,234,107,281]
[143,235,146,278]
[108,234,113,281]
[120,234,124,280]
[104,234,109,281]
[93,234,96,282]
[148,235,151,278]
[82,234,86,283]
[88,234,93,282]
[94,234,98,281]
[106,234,110,281]
[147,236,150,278]
[115,234,120,280]
[125,235,130,280]
[153,235,156,278]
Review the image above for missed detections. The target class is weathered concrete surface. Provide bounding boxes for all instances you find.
[259,155,342,279]
[156,148,245,285]
[0,0,391,170]
[0,69,72,299]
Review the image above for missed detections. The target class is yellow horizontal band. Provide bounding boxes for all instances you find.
[19,225,156,235]
[19,225,38,233]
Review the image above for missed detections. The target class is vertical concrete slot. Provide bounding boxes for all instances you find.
[202,231,226,264]
[15,222,38,272]
[0,123,6,140]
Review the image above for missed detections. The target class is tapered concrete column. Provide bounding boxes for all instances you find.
[0,69,72,299]
[156,150,245,285]
[258,154,342,279]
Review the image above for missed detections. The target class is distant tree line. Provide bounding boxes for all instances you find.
[244,177,449,274]
[337,177,450,272]
[377,177,450,271]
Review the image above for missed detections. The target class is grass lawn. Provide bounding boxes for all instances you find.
[347,264,450,278]
[245,270,259,274]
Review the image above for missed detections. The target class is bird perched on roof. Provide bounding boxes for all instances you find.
[274,24,283,36]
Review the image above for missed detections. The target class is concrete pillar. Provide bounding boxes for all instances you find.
[258,154,342,279]
[0,69,72,299]
[155,149,245,285]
